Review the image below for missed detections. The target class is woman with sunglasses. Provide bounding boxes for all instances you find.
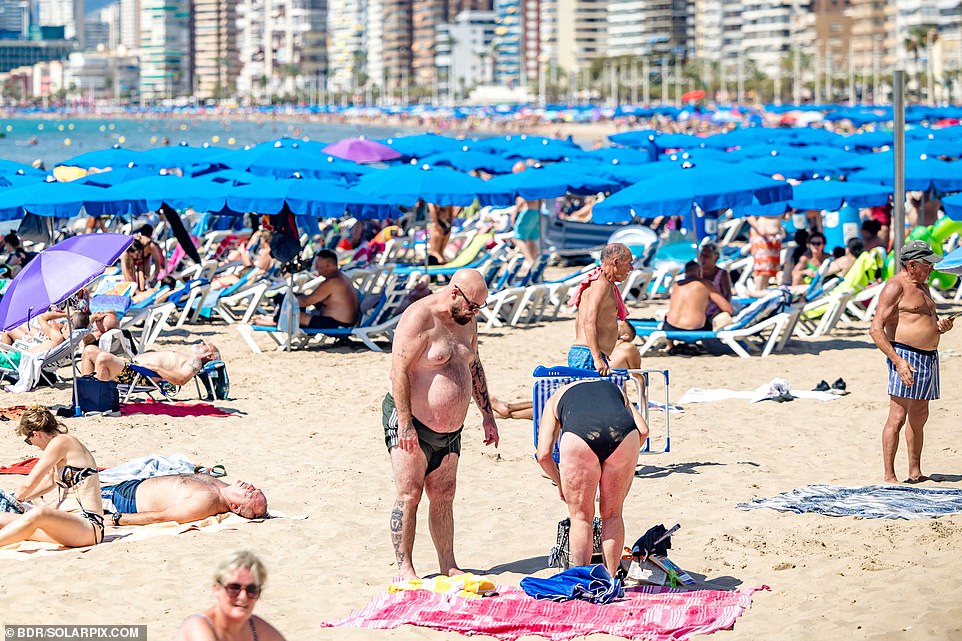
[175,550,286,641]
[0,407,104,548]
[792,231,830,286]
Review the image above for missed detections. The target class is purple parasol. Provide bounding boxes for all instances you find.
[0,233,133,331]
[321,137,402,164]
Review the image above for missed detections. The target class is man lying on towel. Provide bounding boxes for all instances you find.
[80,340,220,387]
[102,473,267,526]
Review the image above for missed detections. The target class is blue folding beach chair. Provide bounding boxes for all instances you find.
[532,365,671,463]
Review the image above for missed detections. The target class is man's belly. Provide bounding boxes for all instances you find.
[894,327,940,352]
[410,368,472,432]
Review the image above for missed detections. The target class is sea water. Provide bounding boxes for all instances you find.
[0,116,419,168]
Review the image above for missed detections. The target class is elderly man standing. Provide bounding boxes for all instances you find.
[870,240,954,484]
[384,268,499,580]
[568,243,634,375]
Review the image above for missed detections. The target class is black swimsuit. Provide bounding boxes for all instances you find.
[557,381,638,463]
[55,465,105,543]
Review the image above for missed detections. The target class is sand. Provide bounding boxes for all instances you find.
[2,297,961,640]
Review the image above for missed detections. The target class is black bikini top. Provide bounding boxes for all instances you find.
[56,465,98,489]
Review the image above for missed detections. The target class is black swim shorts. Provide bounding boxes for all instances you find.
[382,393,462,475]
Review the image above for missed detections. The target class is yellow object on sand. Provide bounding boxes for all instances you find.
[388,573,497,599]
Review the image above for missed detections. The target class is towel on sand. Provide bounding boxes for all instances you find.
[120,400,233,418]
[520,564,622,604]
[97,453,197,486]
[322,584,766,641]
[0,458,39,475]
[738,484,962,519]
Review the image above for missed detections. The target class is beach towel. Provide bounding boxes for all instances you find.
[678,386,839,404]
[520,565,623,604]
[568,268,629,321]
[0,405,30,421]
[321,584,767,641]
[120,400,234,418]
[0,458,39,475]
[97,453,197,486]
[738,484,962,519]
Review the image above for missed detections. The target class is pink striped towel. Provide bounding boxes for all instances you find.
[321,584,768,641]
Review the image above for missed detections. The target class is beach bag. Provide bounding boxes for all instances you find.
[269,210,301,264]
[548,517,603,569]
[196,361,230,401]
[276,288,298,334]
[74,375,119,413]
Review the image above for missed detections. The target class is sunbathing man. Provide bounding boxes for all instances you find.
[870,240,954,484]
[568,243,634,375]
[80,340,220,387]
[386,268,499,580]
[664,261,734,333]
[252,250,359,329]
[103,474,267,526]
[0,310,90,353]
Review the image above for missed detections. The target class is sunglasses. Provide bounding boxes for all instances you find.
[454,286,487,312]
[810,240,824,246]
[23,435,32,445]
[219,582,261,598]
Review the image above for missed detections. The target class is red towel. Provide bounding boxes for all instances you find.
[321,584,768,641]
[568,268,629,321]
[120,400,234,418]
[0,458,38,475]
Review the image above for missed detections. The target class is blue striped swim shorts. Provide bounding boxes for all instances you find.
[887,342,939,400]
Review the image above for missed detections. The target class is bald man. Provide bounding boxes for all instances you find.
[384,268,499,580]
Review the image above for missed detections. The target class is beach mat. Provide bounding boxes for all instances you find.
[120,400,234,418]
[738,484,962,519]
[321,584,767,641]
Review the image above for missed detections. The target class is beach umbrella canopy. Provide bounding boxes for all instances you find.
[225,178,401,220]
[850,156,962,192]
[139,143,231,171]
[0,180,123,220]
[481,169,571,202]
[0,159,46,177]
[607,129,660,148]
[738,154,842,180]
[0,233,133,331]
[418,150,516,174]
[208,146,371,181]
[354,165,510,207]
[104,174,234,214]
[322,137,402,163]
[378,133,468,158]
[57,145,143,170]
[785,179,892,211]
[593,164,792,223]
[936,244,962,272]
[939,192,962,221]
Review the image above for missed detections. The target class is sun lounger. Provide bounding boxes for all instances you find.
[629,289,796,358]
[531,364,670,463]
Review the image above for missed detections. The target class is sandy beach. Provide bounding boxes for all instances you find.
[2,294,961,640]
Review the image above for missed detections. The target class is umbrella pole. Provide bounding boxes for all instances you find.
[67,302,81,417]
[287,271,295,353]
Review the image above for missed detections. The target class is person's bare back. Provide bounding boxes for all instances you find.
[666,261,733,330]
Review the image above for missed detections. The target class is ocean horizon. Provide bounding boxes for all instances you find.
[0,116,421,167]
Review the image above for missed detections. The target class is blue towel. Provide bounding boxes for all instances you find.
[520,565,623,604]
[738,484,962,519]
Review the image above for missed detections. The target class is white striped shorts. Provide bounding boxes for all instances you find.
[888,342,939,400]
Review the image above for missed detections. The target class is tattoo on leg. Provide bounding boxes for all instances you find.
[391,501,405,564]
[470,356,494,416]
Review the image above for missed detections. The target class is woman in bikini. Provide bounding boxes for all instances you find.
[175,550,286,641]
[0,407,104,548]
[122,224,164,292]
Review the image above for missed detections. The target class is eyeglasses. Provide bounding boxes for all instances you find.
[454,286,487,312]
[219,582,262,598]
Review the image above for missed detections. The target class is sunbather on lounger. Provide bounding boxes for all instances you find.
[252,250,359,329]
[0,310,90,353]
[80,340,220,387]
[664,261,734,333]
[103,473,267,526]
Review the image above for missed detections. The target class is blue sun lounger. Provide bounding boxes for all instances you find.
[532,365,671,463]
